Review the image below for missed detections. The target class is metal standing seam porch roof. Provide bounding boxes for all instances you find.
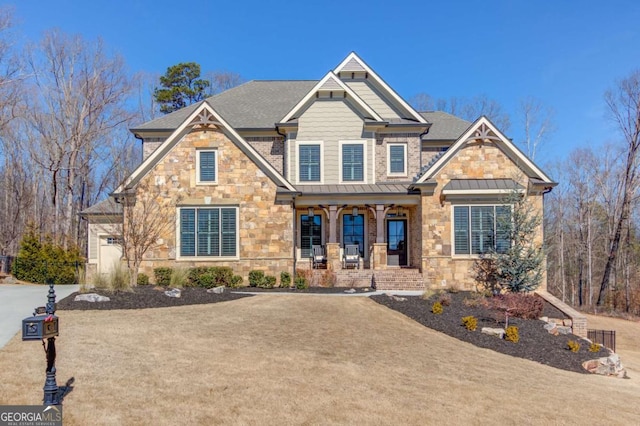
[295,184,416,195]
[442,179,524,192]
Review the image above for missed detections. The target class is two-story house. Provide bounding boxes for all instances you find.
[82,52,556,290]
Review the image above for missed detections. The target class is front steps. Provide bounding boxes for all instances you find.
[309,267,425,290]
[373,269,425,291]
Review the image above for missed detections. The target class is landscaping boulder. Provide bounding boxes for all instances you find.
[206,286,225,294]
[481,327,505,339]
[164,288,181,298]
[543,322,558,335]
[344,288,356,294]
[74,293,110,303]
[556,326,572,335]
[583,353,628,378]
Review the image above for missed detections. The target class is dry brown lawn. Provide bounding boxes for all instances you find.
[1,295,639,425]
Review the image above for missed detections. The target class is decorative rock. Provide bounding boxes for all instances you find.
[539,316,549,323]
[563,319,573,327]
[481,327,505,339]
[543,323,558,335]
[206,286,225,294]
[363,288,370,292]
[74,293,110,303]
[583,353,628,378]
[344,288,356,294]
[556,326,572,335]
[164,288,181,298]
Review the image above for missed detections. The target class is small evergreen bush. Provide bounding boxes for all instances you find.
[589,342,601,353]
[280,271,291,288]
[431,301,443,314]
[249,270,265,287]
[295,275,308,289]
[462,316,478,331]
[259,275,276,289]
[567,340,581,352]
[187,267,210,287]
[230,275,243,288]
[438,293,452,307]
[137,273,150,286]
[153,267,173,286]
[505,326,519,343]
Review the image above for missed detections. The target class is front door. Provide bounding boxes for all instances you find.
[387,219,407,266]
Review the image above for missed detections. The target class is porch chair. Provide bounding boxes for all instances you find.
[342,244,360,269]
[311,245,327,269]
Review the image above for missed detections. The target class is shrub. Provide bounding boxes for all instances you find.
[431,301,443,314]
[91,271,108,290]
[320,270,337,287]
[259,275,276,289]
[187,267,234,288]
[108,262,131,292]
[280,271,291,288]
[567,340,581,352]
[421,288,439,300]
[589,342,601,353]
[463,292,487,308]
[294,274,308,290]
[249,270,265,287]
[154,267,173,286]
[487,293,544,320]
[230,275,243,288]
[137,273,150,286]
[505,326,519,343]
[445,283,461,294]
[13,229,84,284]
[462,316,477,331]
[438,293,452,307]
[170,267,189,288]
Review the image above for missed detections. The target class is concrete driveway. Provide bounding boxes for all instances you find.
[0,284,79,348]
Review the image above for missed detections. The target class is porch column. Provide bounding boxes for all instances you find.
[376,204,385,243]
[326,242,341,271]
[329,205,338,243]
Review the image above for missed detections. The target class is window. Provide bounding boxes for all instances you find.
[453,205,510,255]
[387,143,406,175]
[106,237,123,245]
[197,150,217,183]
[180,207,237,257]
[343,214,364,256]
[299,144,321,182]
[342,143,364,182]
[300,214,322,258]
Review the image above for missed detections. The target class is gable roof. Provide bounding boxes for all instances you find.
[117,101,296,194]
[334,52,427,124]
[280,72,384,123]
[420,111,471,141]
[414,116,555,185]
[132,81,317,132]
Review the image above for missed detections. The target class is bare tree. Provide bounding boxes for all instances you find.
[519,97,554,161]
[409,92,434,111]
[22,30,135,246]
[117,182,178,288]
[205,70,244,96]
[597,70,640,306]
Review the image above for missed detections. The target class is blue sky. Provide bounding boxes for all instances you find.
[6,0,640,165]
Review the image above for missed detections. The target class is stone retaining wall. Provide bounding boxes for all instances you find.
[535,291,587,337]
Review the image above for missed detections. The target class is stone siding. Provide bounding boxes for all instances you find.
[421,140,547,290]
[130,126,294,283]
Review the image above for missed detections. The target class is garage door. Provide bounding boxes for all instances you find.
[98,236,123,275]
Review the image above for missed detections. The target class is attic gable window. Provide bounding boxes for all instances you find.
[197,150,217,184]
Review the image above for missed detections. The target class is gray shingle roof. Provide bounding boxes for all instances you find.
[420,111,471,141]
[442,179,524,192]
[132,80,317,131]
[80,197,122,215]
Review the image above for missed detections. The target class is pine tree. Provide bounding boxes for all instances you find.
[153,62,210,114]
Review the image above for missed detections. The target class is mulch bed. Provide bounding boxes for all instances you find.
[371,291,609,374]
[232,286,374,294]
[57,286,251,310]
[57,285,609,374]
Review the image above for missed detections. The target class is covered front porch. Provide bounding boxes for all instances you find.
[294,198,420,271]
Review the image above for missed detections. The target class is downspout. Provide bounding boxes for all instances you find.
[292,197,297,276]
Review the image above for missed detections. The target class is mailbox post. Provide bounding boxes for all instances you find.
[22,281,61,405]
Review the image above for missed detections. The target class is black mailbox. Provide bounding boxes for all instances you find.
[22,314,59,341]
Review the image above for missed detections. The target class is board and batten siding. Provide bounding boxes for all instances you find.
[344,80,402,120]
[293,99,374,184]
